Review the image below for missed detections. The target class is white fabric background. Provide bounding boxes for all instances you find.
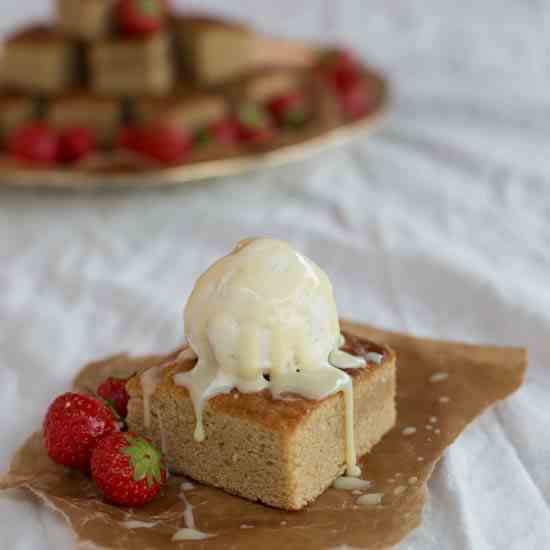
[1,1,549,549]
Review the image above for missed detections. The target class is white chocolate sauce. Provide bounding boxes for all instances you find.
[357,493,383,506]
[173,238,371,477]
[140,346,196,430]
[429,372,449,383]
[157,410,168,456]
[333,476,371,491]
[140,364,167,431]
[365,352,383,365]
[121,520,158,529]
[329,349,366,369]
[402,426,416,436]
[172,486,214,541]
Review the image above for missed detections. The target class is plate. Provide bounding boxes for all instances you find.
[0,68,389,191]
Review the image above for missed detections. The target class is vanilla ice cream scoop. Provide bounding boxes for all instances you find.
[174,238,365,476]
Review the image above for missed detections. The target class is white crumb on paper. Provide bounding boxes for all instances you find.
[429,372,449,383]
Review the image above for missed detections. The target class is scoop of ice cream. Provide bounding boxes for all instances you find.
[184,238,341,387]
[175,238,364,476]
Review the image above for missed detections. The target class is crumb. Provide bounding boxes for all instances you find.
[429,372,449,383]
[402,426,416,436]
[393,486,406,496]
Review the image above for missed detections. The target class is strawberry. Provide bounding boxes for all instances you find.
[57,127,97,164]
[98,377,130,418]
[118,125,193,164]
[209,117,242,145]
[8,123,60,166]
[321,48,363,94]
[43,393,118,472]
[91,432,167,507]
[339,79,372,120]
[267,93,308,128]
[116,126,140,150]
[116,0,166,36]
[319,48,371,120]
[320,49,358,74]
[237,104,275,144]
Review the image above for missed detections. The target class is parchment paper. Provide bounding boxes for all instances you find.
[0,322,526,550]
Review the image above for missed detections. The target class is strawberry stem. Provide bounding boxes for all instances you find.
[122,434,164,487]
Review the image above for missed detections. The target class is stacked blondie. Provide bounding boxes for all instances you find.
[0,1,374,169]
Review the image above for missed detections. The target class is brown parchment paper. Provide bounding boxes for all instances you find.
[0,322,526,550]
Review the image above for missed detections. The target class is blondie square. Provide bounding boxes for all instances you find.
[0,25,80,94]
[48,91,122,146]
[126,334,396,510]
[57,0,115,40]
[90,32,174,96]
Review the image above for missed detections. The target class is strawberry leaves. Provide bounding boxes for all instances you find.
[122,434,164,487]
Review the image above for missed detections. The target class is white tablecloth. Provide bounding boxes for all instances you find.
[1,1,549,549]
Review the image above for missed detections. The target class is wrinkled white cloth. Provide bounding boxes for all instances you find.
[1,1,549,549]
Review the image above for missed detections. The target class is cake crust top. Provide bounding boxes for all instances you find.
[126,332,395,432]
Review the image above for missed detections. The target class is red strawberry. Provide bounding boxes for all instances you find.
[321,49,358,73]
[98,377,130,418]
[57,127,97,164]
[321,49,363,95]
[209,117,242,145]
[43,393,118,472]
[8,123,60,166]
[91,432,167,507]
[117,0,166,36]
[140,125,193,164]
[237,104,275,144]
[267,93,308,128]
[339,79,372,120]
[118,125,192,164]
[116,126,140,150]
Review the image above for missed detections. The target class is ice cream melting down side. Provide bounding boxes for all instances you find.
[169,238,368,476]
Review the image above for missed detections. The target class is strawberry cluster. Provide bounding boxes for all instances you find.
[8,125,97,167]
[43,377,166,508]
